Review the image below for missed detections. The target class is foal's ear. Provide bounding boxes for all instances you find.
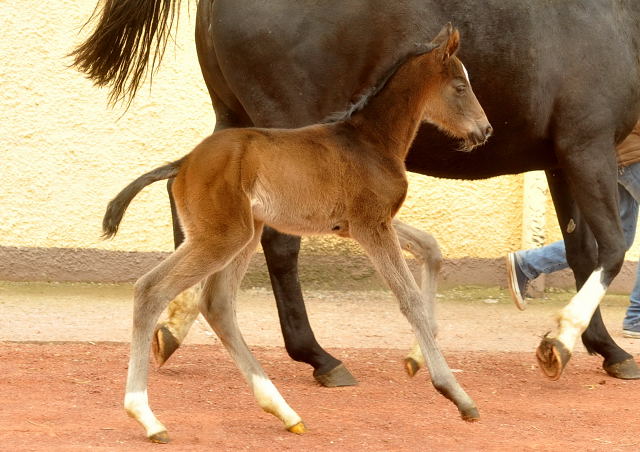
[431,23,460,61]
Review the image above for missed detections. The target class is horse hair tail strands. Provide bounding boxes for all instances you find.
[102,157,185,239]
[70,0,181,106]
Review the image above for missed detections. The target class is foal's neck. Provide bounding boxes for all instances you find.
[345,53,436,160]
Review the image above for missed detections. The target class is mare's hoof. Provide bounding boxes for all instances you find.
[287,422,307,434]
[149,430,170,444]
[603,358,640,380]
[152,325,180,368]
[404,357,421,377]
[313,363,358,387]
[536,334,571,380]
[460,405,480,422]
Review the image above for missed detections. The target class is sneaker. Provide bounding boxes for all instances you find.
[622,324,640,338]
[506,252,530,311]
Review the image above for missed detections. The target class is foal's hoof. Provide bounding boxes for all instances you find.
[536,334,571,380]
[152,325,180,368]
[404,357,421,377]
[287,422,307,434]
[460,405,480,422]
[313,363,358,387]
[149,430,170,444]
[603,358,640,380]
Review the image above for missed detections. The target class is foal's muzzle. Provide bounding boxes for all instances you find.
[460,123,492,152]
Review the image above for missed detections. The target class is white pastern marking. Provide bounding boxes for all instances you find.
[251,374,301,428]
[557,268,607,350]
[462,63,470,82]
[124,390,166,437]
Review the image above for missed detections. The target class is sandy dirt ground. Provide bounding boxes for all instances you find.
[1,281,640,451]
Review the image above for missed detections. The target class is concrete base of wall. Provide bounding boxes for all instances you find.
[0,245,636,293]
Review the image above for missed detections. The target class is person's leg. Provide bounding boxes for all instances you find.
[617,163,640,334]
[506,240,570,310]
[510,169,639,312]
[515,240,569,280]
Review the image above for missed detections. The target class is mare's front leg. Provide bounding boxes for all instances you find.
[542,168,640,379]
[351,220,478,421]
[261,226,357,387]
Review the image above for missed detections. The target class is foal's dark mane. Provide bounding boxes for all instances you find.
[323,42,439,124]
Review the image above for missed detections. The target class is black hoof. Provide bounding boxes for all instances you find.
[313,363,358,387]
[536,334,571,381]
[404,357,421,377]
[152,325,180,368]
[603,358,640,380]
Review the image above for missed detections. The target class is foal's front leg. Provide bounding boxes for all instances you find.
[351,221,478,421]
[393,220,442,377]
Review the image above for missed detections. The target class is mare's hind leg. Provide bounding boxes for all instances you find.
[392,220,442,377]
[125,235,250,443]
[542,168,639,379]
[351,220,478,421]
[199,222,305,433]
[261,227,357,387]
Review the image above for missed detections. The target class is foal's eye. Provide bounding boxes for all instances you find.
[455,84,466,94]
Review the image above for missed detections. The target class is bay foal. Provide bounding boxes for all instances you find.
[103,24,491,442]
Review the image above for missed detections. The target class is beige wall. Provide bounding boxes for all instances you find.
[2,1,638,271]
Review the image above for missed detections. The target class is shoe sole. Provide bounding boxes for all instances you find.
[506,253,527,311]
[622,330,640,339]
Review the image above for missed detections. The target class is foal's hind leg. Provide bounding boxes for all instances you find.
[153,112,253,367]
[124,241,245,442]
[351,221,478,421]
[150,178,201,367]
[125,193,256,442]
[392,220,442,377]
[153,284,200,367]
[199,222,305,433]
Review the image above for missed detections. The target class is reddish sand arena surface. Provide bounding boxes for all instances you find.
[1,282,640,451]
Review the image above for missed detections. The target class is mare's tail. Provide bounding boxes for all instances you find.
[70,0,180,104]
[103,158,185,238]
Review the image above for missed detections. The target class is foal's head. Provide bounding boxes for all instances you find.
[421,24,492,151]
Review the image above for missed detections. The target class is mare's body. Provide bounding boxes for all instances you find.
[73,0,640,382]
[103,27,490,441]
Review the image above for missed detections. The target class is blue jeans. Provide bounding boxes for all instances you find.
[515,161,640,329]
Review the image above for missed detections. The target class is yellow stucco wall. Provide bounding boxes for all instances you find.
[3,1,637,261]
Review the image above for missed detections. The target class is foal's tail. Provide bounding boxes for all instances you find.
[70,0,180,105]
[103,157,185,239]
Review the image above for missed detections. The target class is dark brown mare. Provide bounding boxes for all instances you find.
[101,25,491,442]
[72,0,640,386]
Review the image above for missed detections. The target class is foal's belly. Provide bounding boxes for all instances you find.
[250,185,349,237]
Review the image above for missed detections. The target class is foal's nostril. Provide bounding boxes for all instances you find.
[484,125,493,139]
